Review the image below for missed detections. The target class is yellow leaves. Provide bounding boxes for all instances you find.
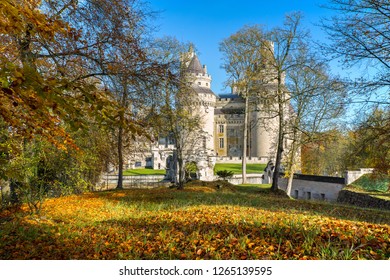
[1,0,60,39]
[268,245,275,251]
[1,188,390,260]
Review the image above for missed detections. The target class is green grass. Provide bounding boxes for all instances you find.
[123,163,267,176]
[1,182,389,260]
[123,168,166,176]
[214,163,267,175]
[351,174,389,193]
[235,184,272,194]
[348,174,390,201]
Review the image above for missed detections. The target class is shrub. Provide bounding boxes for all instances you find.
[216,170,234,181]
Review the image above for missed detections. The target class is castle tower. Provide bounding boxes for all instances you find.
[249,108,277,159]
[185,49,216,180]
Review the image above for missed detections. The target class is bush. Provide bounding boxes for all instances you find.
[216,170,234,181]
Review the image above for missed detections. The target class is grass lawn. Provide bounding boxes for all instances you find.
[351,174,389,192]
[214,163,267,174]
[1,181,389,260]
[123,168,166,176]
[348,174,390,201]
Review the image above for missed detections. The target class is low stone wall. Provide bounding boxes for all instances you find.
[278,173,345,202]
[226,174,264,185]
[337,190,390,211]
[216,157,269,164]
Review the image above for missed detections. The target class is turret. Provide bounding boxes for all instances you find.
[183,47,216,180]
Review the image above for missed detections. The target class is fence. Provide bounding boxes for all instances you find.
[97,174,168,191]
[216,156,269,164]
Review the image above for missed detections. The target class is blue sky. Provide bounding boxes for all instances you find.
[147,0,335,94]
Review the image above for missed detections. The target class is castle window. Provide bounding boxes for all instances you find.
[219,138,224,149]
[206,83,209,86]
[198,82,201,85]
[218,124,224,134]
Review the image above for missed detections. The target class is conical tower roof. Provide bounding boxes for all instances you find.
[187,54,205,74]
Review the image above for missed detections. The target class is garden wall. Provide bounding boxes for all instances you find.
[337,190,390,211]
[278,173,345,202]
[226,174,264,185]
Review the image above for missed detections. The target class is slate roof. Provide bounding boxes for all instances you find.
[187,55,205,74]
[217,93,241,99]
[192,85,216,96]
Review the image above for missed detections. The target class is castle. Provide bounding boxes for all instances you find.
[131,47,291,181]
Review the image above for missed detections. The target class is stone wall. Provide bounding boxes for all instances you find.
[216,156,269,164]
[337,189,390,211]
[278,173,345,202]
[344,168,374,185]
[225,174,264,185]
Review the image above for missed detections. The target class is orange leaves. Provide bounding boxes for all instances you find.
[0,188,389,260]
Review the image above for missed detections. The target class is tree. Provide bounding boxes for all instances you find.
[0,115,112,212]
[219,13,309,191]
[321,0,390,176]
[344,108,389,175]
[152,39,210,189]
[219,26,270,184]
[321,0,390,106]
[0,0,162,144]
[259,12,309,192]
[284,45,347,195]
[0,0,166,200]
[301,129,348,176]
[0,0,122,149]
[102,31,166,190]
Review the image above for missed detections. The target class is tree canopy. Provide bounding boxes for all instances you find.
[321,0,390,106]
[0,0,156,149]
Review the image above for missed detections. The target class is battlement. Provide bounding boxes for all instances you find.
[194,72,211,78]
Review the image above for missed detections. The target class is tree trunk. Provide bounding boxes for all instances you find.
[271,79,284,192]
[285,144,296,197]
[286,128,299,197]
[10,180,20,205]
[177,146,184,189]
[116,120,124,189]
[242,94,250,184]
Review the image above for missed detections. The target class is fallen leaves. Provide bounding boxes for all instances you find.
[0,188,389,260]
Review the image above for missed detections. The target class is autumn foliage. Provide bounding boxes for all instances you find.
[1,184,389,260]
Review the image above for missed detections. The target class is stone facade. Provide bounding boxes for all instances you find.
[214,94,277,162]
[130,47,293,181]
[278,174,345,201]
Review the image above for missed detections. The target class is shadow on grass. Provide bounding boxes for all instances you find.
[2,210,388,260]
[93,183,390,226]
[2,183,389,260]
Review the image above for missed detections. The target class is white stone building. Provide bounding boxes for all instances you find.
[129,47,294,182]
